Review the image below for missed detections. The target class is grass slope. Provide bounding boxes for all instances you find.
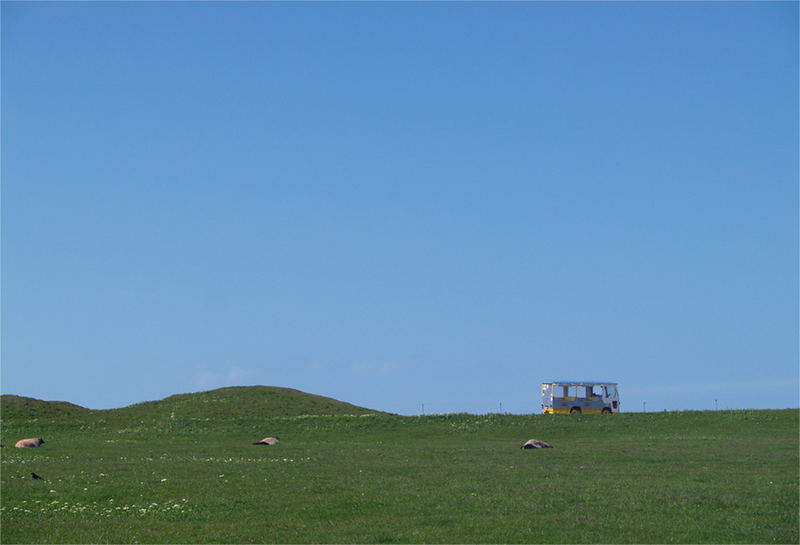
[1,386,385,424]
[109,386,388,421]
[1,395,91,421]
[1,389,797,544]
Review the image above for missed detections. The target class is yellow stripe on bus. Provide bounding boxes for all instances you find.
[543,408,609,414]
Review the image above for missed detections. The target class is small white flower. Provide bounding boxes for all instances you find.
[160,478,167,482]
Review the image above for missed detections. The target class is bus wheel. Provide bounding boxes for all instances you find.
[601,408,611,414]
[570,407,581,414]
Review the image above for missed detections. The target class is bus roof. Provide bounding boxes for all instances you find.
[542,381,618,386]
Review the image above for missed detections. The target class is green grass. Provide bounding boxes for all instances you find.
[1,387,797,543]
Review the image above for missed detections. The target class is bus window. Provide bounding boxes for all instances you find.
[605,385,618,398]
[577,386,587,398]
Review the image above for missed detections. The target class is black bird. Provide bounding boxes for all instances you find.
[31,472,44,480]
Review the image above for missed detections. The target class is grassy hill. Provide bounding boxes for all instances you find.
[1,388,797,544]
[1,395,91,421]
[107,386,387,421]
[1,386,386,424]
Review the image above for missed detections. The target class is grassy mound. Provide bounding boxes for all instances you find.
[108,386,387,421]
[1,395,90,421]
[1,386,386,424]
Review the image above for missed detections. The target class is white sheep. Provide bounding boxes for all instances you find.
[15,438,45,448]
[253,437,279,445]
[521,439,552,449]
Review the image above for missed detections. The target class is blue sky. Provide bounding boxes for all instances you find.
[2,2,797,415]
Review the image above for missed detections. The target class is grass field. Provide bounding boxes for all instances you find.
[1,387,797,544]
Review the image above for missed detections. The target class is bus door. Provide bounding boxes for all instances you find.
[603,385,619,412]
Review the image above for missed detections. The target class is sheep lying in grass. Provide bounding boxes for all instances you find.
[253,437,279,445]
[521,439,552,449]
[15,438,45,448]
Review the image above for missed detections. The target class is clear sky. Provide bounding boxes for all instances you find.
[2,1,797,415]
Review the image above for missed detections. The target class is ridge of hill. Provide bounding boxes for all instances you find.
[1,394,91,420]
[1,386,388,422]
